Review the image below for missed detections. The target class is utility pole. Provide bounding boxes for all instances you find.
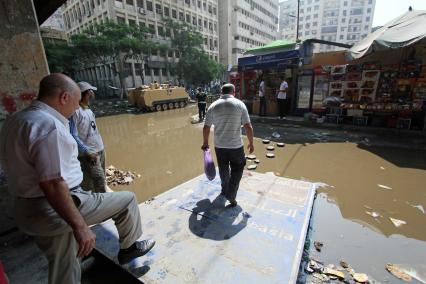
[296,0,300,42]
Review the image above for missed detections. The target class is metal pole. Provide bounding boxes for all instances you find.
[296,0,300,42]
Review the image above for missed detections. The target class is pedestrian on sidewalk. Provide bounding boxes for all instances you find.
[0,74,155,284]
[69,82,107,193]
[258,76,266,116]
[277,76,288,119]
[201,83,254,207]
[196,87,207,122]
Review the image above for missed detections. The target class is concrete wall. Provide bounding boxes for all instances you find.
[0,0,49,119]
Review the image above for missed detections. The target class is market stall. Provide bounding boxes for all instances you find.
[297,10,426,130]
[235,40,301,116]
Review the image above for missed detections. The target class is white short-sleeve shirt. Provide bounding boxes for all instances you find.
[72,106,104,153]
[0,101,83,198]
[204,95,250,149]
[277,81,288,99]
[259,81,265,97]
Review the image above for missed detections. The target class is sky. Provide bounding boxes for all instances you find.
[372,0,426,26]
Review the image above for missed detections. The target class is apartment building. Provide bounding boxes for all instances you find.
[218,0,279,66]
[62,0,219,88]
[279,0,376,52]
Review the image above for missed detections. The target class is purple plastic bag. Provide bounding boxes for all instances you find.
[203,149,216,181]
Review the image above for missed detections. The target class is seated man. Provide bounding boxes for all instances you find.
[0,74,155,284]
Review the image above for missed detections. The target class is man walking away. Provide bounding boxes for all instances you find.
[0,74,155,284]
[196,87,207,122]
[258,76,266,116]
[277,76,288,119]
[202,83,254,207]
[70,82,106,193]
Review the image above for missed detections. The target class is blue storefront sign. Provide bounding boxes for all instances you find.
[238,49,301,71]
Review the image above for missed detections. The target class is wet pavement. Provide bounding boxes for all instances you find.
[96,105,426,283]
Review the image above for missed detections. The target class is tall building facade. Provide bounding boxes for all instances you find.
[62,0,219,89]
[41,7,66,31]
[218,0,279,66]
[279,0,376,52]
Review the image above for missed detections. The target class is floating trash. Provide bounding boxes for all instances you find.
[106,165,139,186]
[389,217,407,227]
[266,146,275,151]
[246,154,256,160]
[353,273,369,283]
[377,184,392,190]
[277,142,285,147]
[366,211,381,218]
[407,203,425,214]
[254,159,260,164]
[247,164,257,170]
[386,263,412,282]
[272,132,281,138]
[266,153,275,158]
[262,139,270,144]
[314,241,323,252]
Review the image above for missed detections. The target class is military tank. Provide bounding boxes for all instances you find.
[128,85,189,111]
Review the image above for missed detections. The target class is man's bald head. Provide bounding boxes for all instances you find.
[38,73,79,100]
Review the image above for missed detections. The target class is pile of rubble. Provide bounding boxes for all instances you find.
[106,165,140,186]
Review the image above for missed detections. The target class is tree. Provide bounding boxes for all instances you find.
[43,40,75,75]
[70,21,165,98]
[165,19,225,85]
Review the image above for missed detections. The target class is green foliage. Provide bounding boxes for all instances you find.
[43,40,74,74]
[165,19,224,84]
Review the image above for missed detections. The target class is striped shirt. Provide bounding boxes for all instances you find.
[204,95,250,149]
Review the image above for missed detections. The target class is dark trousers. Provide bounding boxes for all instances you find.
[198,102,206,121]
[259,97,267,116]
[215,147,246,202]
[277,98,287,118]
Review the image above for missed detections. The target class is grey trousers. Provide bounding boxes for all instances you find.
[215,147,246,202]
[79,150,106,193]
[14,188,142,284]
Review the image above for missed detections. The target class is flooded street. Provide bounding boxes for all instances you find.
[97,105,426,283]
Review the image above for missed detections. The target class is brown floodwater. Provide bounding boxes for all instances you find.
[97,105,426,283]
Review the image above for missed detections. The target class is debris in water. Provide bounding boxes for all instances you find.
[254,159,260,164]
[366,211,381,218]
[377,184,392,190]
[106,165,139,186]
[340,260,349,269]
[314,241,323,252]
[247,154,256,160]
[353,273,369,283]
[407,203,425,214]
[389,217,407,227]
[277,142,285,147]
[380,166,385,170]
[266,146,275,151]
[266,153,275,158]
[166,170,173,175]
[272,132,281,138]
[386,263,412,281]
[262,139,270,144]
[322,267,345,279]
[247,164,257,170]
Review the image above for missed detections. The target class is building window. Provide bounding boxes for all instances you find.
[149,24,155,34]
[197,0,201,8]
[367,8,371,13]
[135,63,143,76]
[155,4,162,14]
[153,68,159,76]
[179,12,184,21]
[144,64,151,76]
[117,16,125,24]
[128,19,136,26]
[124,63,132,77]
[146,1,153,11]
[186,14,190,23]
[126,0,133,5]
[164,7,170,16]
[340,35,344,40]
[366,16,370,21]
[172,9,177,18]
[158,26,164,36]
[137,0,143,8]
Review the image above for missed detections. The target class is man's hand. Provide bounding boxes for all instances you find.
[247,143,254,154]
[86,151,97,164]
[73,225,96,258]
[201,143,209,151]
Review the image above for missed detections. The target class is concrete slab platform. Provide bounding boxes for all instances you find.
[93,171,316,284]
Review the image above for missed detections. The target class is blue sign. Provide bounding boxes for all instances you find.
[238,49,301,71]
